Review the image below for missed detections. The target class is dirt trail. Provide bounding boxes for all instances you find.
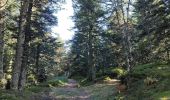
[32,79,118,100]
[45,79,90,100]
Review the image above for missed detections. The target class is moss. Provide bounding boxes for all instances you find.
[124,63,170,99]
[152,91,170,100]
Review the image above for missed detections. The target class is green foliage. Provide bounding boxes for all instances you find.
[104,76,112,81]
[0,90,33,100]
[152,91,170,100]
[124,63,170,99]
[84,84,115,100]
[26,85,50,93]
[47,76,68,87]
[130,63,170,78]
[47,80,66,87]
[112,67,127,78]
[0,93,18,100]
[144,76,158,86]
[27,74,37,85]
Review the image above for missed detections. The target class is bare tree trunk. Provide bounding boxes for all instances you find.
[11,0,29,90]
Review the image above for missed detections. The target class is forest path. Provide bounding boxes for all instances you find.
[46,79,90,100]
[35,79,118,100]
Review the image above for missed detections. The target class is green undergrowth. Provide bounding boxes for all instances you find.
[120,62,170,100]
[46,76,68,87]
[26,85,50,93]
[0,89,34,100]
[0,85,49,100]
[83,83,116,100]
[71,76,94,86]
[27,76,68,92]
[0,76,69,100]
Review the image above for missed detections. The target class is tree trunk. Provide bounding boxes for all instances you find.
[0,0,7,79]
[0,16,4,79]
[11,0,29,90]
[18,0,33,90]
[87,25,96,81]
[35,44,40,75]
[35,43,42,82]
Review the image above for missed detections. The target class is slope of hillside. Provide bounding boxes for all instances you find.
[125,63,170,99]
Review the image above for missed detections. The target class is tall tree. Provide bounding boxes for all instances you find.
[11,0,30,90]
[0,0,8,79]
[72,0,104,81]
[18,0,33,90]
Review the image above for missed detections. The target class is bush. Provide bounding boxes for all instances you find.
[0,94,18,100]
[48,80,66,87]
[27,74,37,85]
[112,67,127,78]
[47,76,68,87]
[144,76,158,86]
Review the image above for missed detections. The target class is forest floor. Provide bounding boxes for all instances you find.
[0,77,118,100]
[1,63,170,100]
[36,78,118,100]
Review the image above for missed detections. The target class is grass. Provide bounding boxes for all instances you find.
[0,76,69,100]
[83,83,116,100]
[153,91,170,100]
[123,62,170,99]
[0,89,34,100]
[26,85,50,93]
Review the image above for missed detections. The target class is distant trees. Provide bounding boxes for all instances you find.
[69,0,170,82]
[69,0,134,80]
[71,0,104,81]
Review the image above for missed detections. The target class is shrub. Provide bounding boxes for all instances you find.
[47,76,68,87]
[48,80,66,87]
[27,74,37,85]
[112,67,127,78]
[144,76,158,86]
